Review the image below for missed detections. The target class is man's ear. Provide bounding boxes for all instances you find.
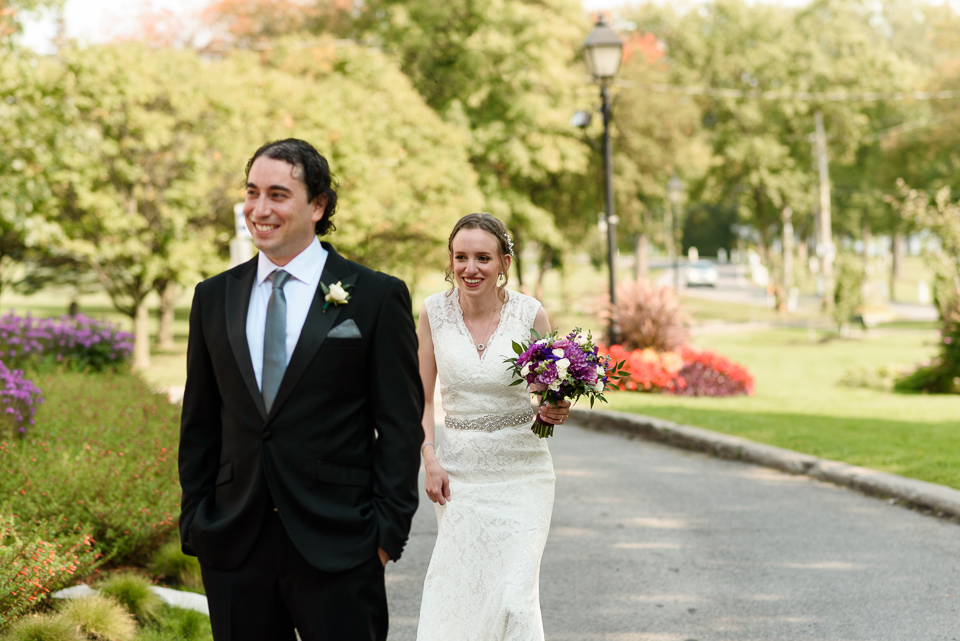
[312,194,328,222]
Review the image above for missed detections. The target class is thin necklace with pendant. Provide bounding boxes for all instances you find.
[464,305,500,352]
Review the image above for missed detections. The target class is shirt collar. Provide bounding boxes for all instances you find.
[256,237,326,286]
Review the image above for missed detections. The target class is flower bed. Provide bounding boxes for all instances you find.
[0,312,134,373]
[602,344,754,397]
[0,371,181,627]
[0,360,44,438]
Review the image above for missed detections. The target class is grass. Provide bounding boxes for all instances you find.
[604,327,960,489]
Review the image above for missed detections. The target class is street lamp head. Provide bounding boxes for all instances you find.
[569,110,593,128]
[583,16,624,83]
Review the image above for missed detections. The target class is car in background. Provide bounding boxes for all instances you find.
[685,259,719,287]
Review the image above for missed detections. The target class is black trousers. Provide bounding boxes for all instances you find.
[199,509,387,641]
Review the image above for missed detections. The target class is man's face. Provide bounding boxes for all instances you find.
[244,157,327,266]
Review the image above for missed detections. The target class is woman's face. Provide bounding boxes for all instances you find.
[450,228,510,299]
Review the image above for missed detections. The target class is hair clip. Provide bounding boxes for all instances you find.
[504,232,515,257]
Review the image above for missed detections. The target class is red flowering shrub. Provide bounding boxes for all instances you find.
[604,344,684,392]
[600,344,754,397]
[666,345,755,397]
[0,515,101,627]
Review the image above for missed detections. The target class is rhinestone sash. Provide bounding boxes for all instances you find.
[444,409,536,433]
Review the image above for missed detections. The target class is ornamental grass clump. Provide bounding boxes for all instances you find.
[605,279,689,352]
[2,613,80,641]
[57,593,137,641]
[0,361,43,439]
[0,313,134,373]
[98,573,162,625]
[149,540,202,591]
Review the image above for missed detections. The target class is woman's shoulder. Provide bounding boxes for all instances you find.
[424,289,455,309]
[504,289,542,312]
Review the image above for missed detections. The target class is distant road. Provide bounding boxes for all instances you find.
[652,260,938,322]
[386,422,960,640]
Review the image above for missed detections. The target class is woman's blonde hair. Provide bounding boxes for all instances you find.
[445,213,513,303]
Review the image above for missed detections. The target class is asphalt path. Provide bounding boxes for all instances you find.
[385,420,960,641]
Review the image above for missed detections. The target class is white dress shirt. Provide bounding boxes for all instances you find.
[246,238,327,391]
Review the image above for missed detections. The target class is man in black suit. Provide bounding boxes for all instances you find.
[178,138,424,641]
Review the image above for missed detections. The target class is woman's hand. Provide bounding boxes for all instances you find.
[423,450,451,505]
[538,397,572,425]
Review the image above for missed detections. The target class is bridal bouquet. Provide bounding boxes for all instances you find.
[505,328,625,438]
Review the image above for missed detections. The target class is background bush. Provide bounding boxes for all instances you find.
[1,371,181,622]
[606,279,689,352]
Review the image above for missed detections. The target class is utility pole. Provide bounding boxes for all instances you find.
[814,110,834,312]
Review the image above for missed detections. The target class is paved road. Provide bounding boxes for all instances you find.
[385,421,960,641]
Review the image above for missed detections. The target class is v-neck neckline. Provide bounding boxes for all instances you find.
[455,288,506,362]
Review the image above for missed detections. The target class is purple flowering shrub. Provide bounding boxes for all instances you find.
[0,361,43,438]
[0,312,134,373]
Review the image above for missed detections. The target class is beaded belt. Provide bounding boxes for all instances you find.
[444,409,536,433]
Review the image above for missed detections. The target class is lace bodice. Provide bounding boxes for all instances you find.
[424,288,541,420]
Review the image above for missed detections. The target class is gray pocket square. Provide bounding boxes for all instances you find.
[328,318,362,339]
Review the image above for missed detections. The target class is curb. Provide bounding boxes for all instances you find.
[572,407,960,520]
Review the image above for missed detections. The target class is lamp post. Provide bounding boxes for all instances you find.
[667,174,684,290]
[583,15,624,346]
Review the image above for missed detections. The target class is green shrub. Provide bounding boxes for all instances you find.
[57,594,137,641]
[149,541,202,591]
[1,371,181,571]
[832,251,864,330]
[0,515,101,629]
[1,614,80,641]
[134,606,212,641]
[838,364,914,391]
[99,574,162,625]
[895,302,960,394]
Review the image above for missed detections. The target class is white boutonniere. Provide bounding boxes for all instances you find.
[321,281,352,312]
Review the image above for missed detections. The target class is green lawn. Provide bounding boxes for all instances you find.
[3,256,956,490]
[605,327,960,489]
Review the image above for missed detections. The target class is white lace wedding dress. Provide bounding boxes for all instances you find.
[417,288,555,641]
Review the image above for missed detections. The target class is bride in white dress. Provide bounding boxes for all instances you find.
[416,213,570,641]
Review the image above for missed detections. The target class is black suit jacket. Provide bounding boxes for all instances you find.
[177,244,424,572]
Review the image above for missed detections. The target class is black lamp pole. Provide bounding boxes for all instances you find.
[583,15,623,347]
[601,84,617,346]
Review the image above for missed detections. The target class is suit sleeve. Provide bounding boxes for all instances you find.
[369,278,425,561]
[177,285,224,556]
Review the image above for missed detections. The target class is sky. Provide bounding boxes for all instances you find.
[19,0,960,51]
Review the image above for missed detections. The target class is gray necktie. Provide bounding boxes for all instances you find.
[262,270,291,412]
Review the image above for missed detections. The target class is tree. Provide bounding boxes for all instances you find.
[48,44,227,369]
[205,38,483,288]
[359,0,591,263]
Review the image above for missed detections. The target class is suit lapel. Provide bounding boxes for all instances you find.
[268,245,358,418]
[225,257,268,420]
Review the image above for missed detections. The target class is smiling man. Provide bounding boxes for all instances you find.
[177,139,424,641]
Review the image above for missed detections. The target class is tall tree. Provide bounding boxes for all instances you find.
[358,0,590,257]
